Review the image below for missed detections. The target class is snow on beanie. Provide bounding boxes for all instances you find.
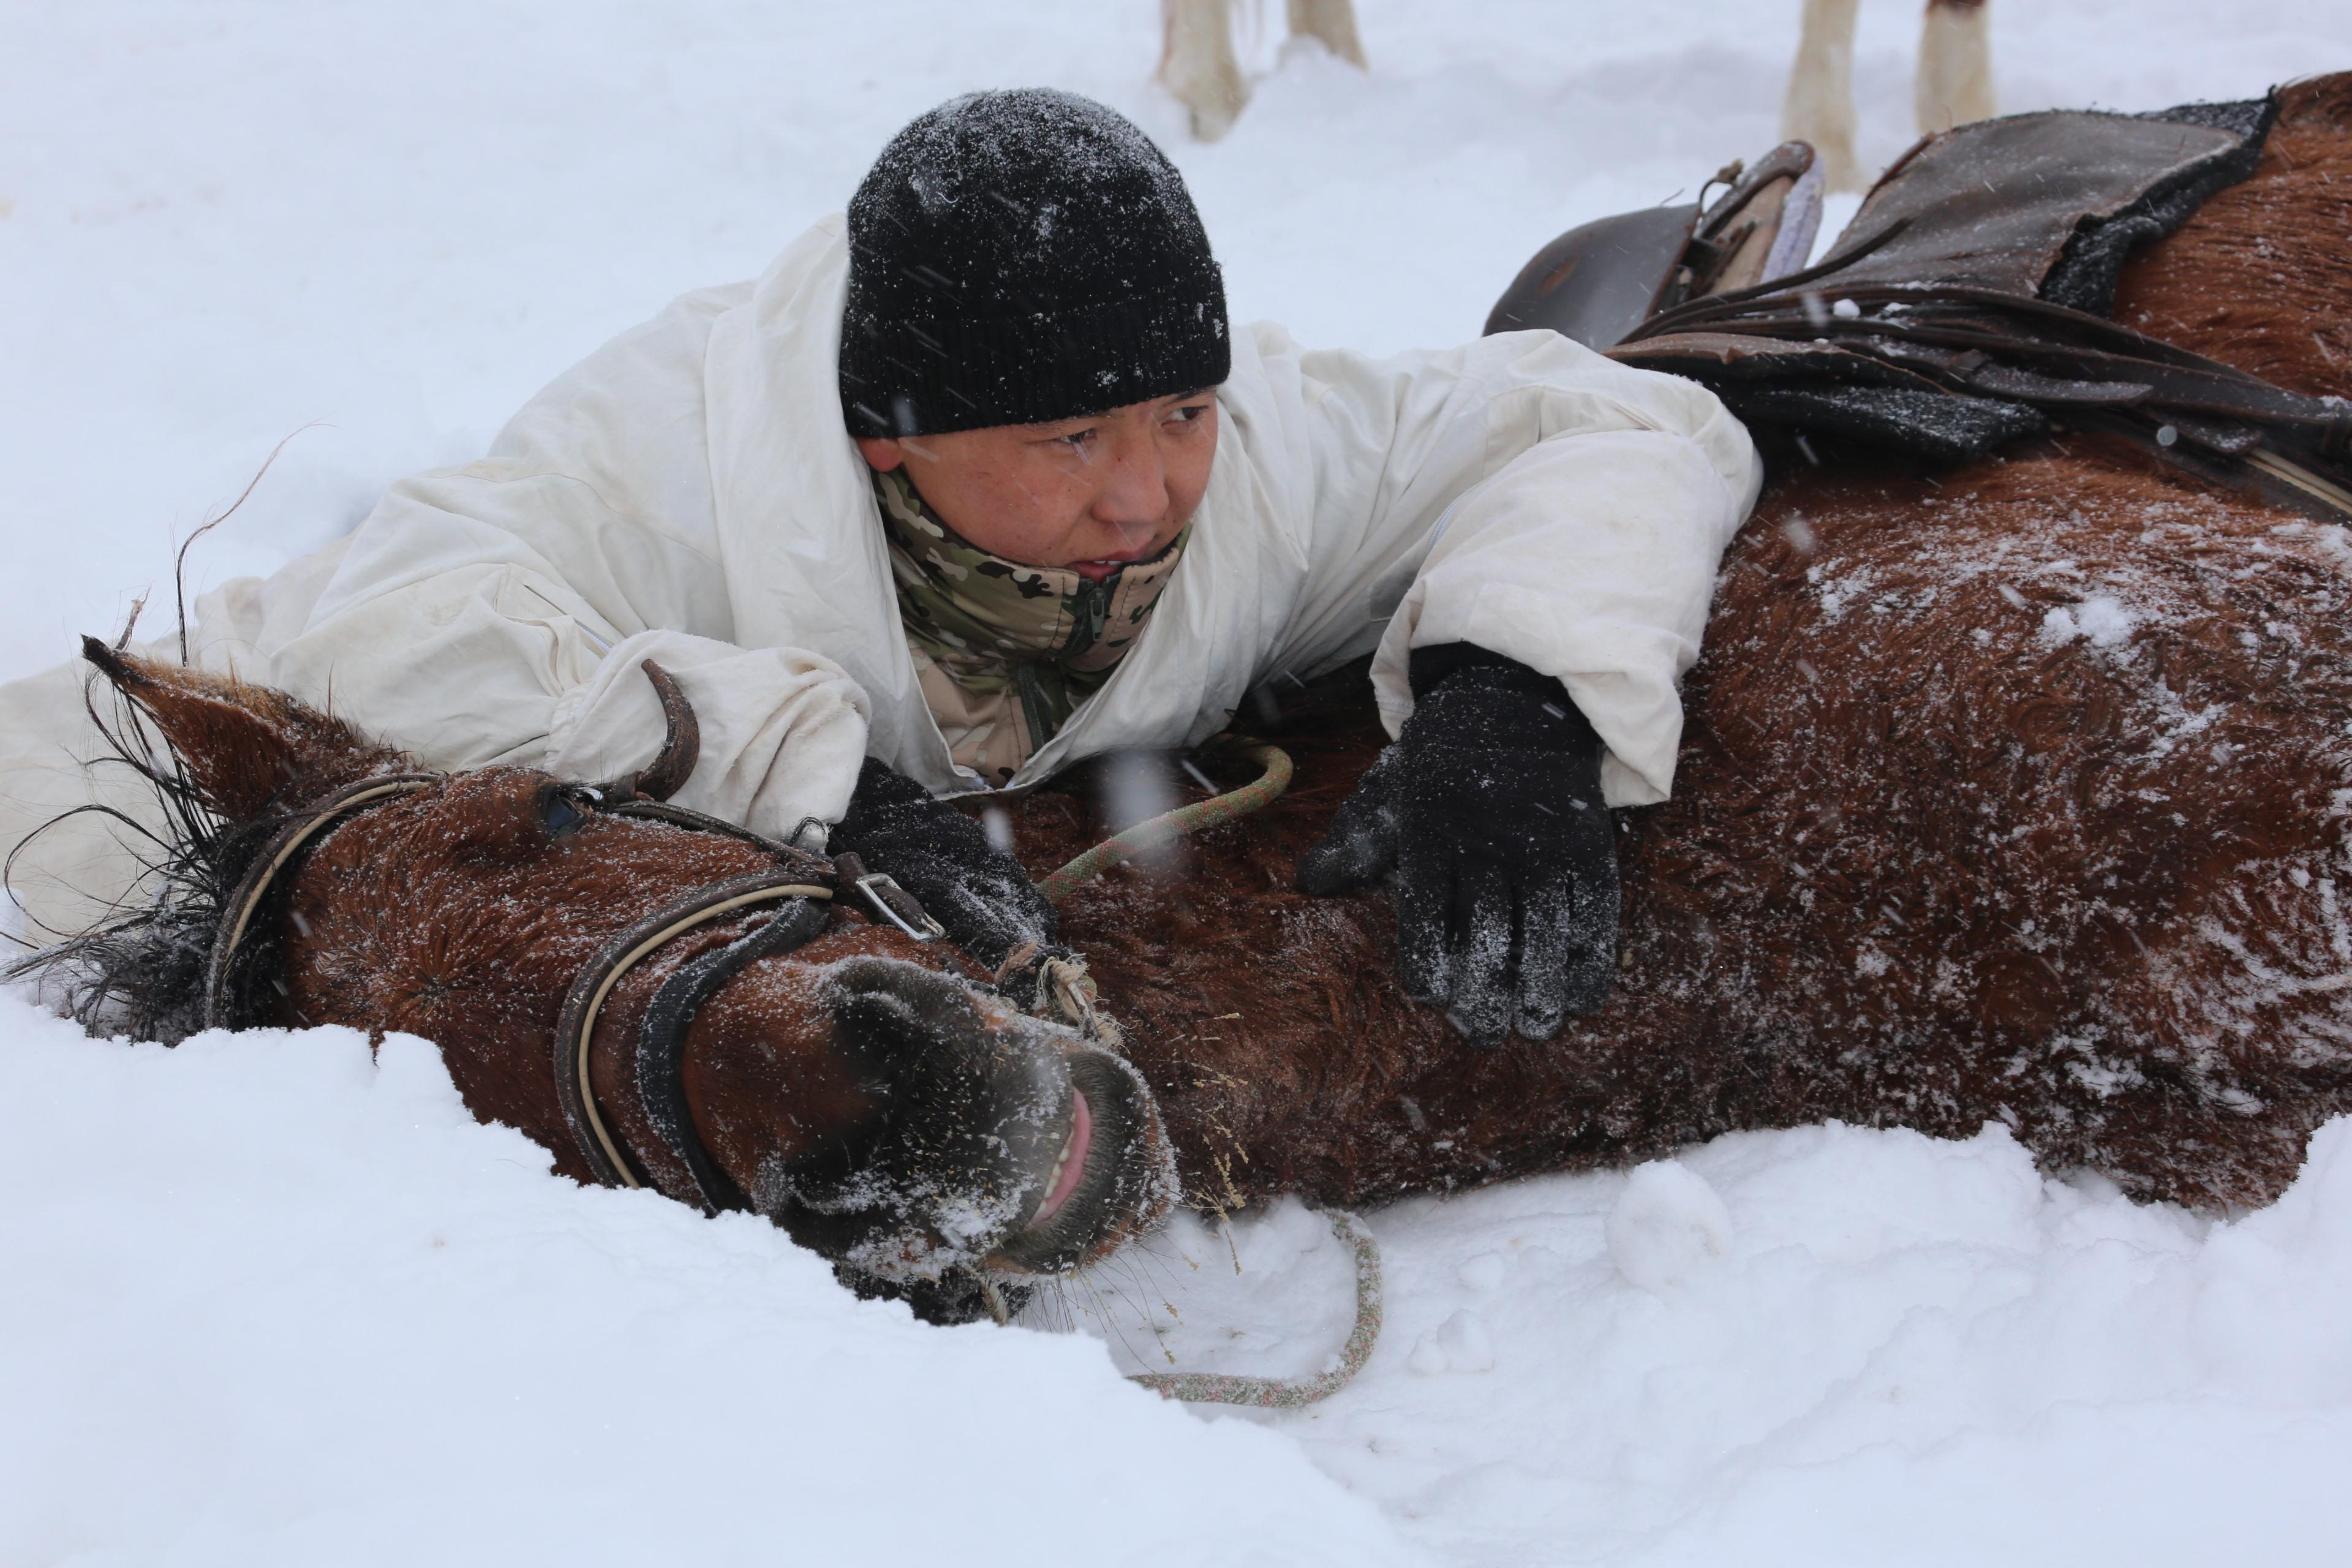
[839,88,1230,438]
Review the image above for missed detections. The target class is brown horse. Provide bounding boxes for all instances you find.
[22,77,2352,1325]
[1033,74,2352,1218]
[29,646,1182,1323]
[1033,75,2352,1218]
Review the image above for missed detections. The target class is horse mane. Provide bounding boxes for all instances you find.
[6,621,415,1045]
[4,674,295,1045]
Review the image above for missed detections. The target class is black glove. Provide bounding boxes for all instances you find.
[1297,644,1618,1046]
[829,756,1058,979]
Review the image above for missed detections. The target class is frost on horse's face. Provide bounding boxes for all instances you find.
[42,646,1175,1324]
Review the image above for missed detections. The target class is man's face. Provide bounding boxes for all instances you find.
[856,390,1218,581]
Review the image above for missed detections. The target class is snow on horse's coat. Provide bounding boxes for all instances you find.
[21,86,2352,1324]
[1012,75,2352,1215]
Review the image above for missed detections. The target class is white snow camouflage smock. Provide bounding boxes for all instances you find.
[0,214,1759,935]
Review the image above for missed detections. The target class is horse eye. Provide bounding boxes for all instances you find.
[540,788,590,839]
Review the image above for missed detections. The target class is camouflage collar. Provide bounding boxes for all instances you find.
[876,466,1188,671]
[876,466,1189,780]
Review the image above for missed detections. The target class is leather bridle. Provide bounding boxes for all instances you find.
[202,770,443,1029]
[184,665,1379,1394]
[202,771,963,1214]
[200,659,954,1218]
[549,867,834,1207]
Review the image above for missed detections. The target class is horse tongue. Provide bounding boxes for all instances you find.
[1033,1090,1093,1224]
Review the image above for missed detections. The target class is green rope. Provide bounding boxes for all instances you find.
[1030,739,1381,1408]
[1126,1207,1384,1408]
[1037,742,1294,905]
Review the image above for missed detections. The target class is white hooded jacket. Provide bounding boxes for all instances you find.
[1,214,1759,934]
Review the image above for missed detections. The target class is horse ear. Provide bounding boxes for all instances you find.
[80,636,411,821]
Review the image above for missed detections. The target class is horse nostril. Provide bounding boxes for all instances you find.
[826,956,902,996]
[824,956,987,1072]
[827,954,981,1019]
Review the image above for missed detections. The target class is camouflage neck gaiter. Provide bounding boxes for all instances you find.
[875,466,1189,785]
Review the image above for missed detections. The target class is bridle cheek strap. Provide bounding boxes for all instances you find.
[551,874,835,1194]
[634,896,833,1214]
[203,766,917,1213]
[203,774,442,1030]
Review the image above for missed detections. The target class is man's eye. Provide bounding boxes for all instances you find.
[1168,403,1210,424]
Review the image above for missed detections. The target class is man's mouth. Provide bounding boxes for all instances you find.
[1067,535,1174,581]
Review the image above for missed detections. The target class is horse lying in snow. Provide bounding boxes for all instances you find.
[19,77,2352,1324]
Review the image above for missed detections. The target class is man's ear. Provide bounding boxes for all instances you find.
[856,437,907,472]
[79,637,413,821]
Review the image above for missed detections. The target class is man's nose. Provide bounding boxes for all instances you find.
[1090,424,1170,529]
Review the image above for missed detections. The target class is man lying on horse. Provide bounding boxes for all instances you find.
[13,78,2351,1341]
[7,89,1760,1048]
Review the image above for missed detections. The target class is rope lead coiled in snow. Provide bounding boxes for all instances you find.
[1126,1206,1383,1408]
[1028,741,1384,1406]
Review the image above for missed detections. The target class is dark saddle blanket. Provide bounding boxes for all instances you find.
[1488,92,2351,519]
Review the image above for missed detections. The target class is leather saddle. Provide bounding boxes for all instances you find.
[1485,140,1827,349]
[1486,91,2350,521]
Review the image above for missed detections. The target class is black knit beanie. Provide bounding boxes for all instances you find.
[839,89,1230,439]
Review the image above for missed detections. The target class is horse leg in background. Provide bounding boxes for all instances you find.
[1287,0,1366,67]
[1782,0,1864,192]
[1159,0,1250,141]
[1917,0,1995,136]
[1159,0,1365,141]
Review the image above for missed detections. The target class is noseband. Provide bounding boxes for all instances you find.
[550,867,835,1209]
[203,776,951,1219]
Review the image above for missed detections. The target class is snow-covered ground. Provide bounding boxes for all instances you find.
[7,2,2352,1562]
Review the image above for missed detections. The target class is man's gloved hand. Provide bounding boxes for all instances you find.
[1297,644,1619,1047]
[829,756,1058,979]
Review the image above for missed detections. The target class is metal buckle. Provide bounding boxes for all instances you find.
[853,871,946,942]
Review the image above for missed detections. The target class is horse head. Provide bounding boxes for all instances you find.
[32,640,1176,1322]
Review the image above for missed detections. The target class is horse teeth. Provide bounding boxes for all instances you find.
[1041,1123,1077,1204]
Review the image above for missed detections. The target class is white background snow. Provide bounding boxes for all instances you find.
[7,2,2352,1562]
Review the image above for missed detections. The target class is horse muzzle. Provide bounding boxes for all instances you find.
[753,954,1174,1291]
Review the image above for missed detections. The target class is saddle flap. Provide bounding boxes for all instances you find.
[1483,141,1824,350]
[1483,202,1700,349]
[1808,99,2276,313]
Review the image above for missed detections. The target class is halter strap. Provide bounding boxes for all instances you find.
[550,873,834,1191]
[606,797,815,860]
[203,772,442,1030]
[203,766,944,1210]
[633,896,833,1213]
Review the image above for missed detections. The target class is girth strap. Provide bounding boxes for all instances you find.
[551,873,834,1191]
[633,896,832,1213]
